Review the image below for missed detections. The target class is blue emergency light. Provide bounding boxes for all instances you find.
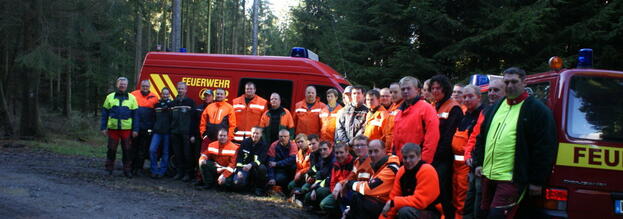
[577,48,593,68]
[179,48,187,53]
[291,47,319,61]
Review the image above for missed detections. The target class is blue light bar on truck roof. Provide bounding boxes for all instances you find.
[469,74,503,93]
[577,48,593,68]
[291,47,319,61]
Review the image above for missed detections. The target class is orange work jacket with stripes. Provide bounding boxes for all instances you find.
[385,100,403,149]
[293,98,327,136]
[363,106,392,153]
[319,104,343,142]
[342,156,374,184]
[199,141,239,178]
[346,155,401,202]
[200,101,237,141]
[232,95,267,142]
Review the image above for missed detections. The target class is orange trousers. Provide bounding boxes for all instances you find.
[452,158,470,219]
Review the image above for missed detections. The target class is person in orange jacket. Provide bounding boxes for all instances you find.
[288,134,312,199]
[293,85,327,136]
[392,76,439,162]
[430,74,464,219]
[332,135,374,202]
[385,83,403,150]
[364,90,391,153]
[198,128,239,189]
[450,85,483,219]
[200,88,237,142]
[320,89,343,143]
[130,80,159,175]
[380,88,393,111]
[259,93,295,144]
[380,143,443,219]
[232,82,268,142]
[343,139,400,219]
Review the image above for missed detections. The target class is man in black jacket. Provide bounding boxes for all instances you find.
[229,126,269,196]
[170,82,196,182]
[473,67,557,218]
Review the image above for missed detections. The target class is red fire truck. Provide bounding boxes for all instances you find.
[136,48,350,110]
[471,49,623,218]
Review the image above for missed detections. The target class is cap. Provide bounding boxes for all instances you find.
[344,86,353,93]
[202,89,213,96]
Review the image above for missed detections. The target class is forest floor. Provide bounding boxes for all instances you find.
[0,112,315,219]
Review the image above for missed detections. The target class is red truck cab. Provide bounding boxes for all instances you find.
[525,63,623,218]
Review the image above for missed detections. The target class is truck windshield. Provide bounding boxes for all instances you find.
[567,76,623,142]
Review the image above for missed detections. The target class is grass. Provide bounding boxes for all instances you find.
[15,109,112,159]
[21,138,109,158]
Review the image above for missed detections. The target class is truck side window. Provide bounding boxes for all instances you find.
[567,76,623,142]
[527,82,550,106]
[238,78,293,110]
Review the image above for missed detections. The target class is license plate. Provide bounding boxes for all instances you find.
[616,200,623,214]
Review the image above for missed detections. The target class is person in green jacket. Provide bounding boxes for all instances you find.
[101,77,139,178]
[473,67,557,218]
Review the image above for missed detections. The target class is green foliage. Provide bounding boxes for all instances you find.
[287,0,623,87]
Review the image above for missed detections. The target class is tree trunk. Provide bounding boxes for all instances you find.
[241,0,246,54]
[135,1,143,83]
[207,0,212,53]
[19,0,44,138]
[231,0,239,54]
[63,52,72,117]
[251,0,259,55]
[220,0,225,54]
[171,0,182,52]
[1,32,13,137]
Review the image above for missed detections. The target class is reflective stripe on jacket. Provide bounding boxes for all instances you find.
[363,106,391,153]
[232,95,267,141]
[200,101,237,141]
[199,141,239,178]
[346,155,400,202]
[293,98,327,136]
[320,104,343,143]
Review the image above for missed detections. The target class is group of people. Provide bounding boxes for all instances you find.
[100,67,557,219]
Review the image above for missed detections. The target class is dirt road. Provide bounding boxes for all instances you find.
[0,146,314,218]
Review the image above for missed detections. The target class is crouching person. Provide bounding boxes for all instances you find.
[303,141,334,210]
[267,129,297,196]
[380,143,443,219]
[198,129,239,189]
[344,140,400,219]
[320,142,354,217]
[228,126,269,196]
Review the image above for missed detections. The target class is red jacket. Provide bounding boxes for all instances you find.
[199,141,239,178]
[293,98,327,136]
[330,154,354,191]
[464,111,484,161]
[232,95,267,141]
[392,99,440,162]
[381,162,442,219]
